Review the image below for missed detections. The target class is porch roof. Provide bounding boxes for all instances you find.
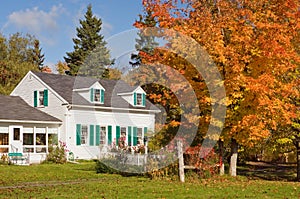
[0,95,61,123]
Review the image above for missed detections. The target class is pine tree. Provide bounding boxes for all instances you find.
[64,4,113,78]
[130,9,158,68]
[32,39,45,70]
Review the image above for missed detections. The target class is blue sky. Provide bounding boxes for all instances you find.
[0,0,144,70]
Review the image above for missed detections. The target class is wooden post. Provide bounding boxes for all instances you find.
[177,140,185,182]
[219,139,225,176]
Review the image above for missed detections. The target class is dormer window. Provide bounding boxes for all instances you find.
[90,88,104,103]
[134,92,146,107]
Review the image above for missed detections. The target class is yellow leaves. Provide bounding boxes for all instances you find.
[168,120,181,127]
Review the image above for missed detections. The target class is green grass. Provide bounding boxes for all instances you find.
[1,162,300,198]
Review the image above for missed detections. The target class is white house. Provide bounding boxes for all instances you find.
[7,71,159,163]
[0,94,61,164]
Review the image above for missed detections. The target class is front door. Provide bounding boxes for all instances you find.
[9,126,23,153]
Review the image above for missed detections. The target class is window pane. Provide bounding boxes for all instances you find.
[137,128,143,145]
[23,133,33,145]
[36,133,46,145]
[48,134,58,146]
[0,133,8,145]
[94,89,100,102]
[23,147,34,153]
[39,91,44,106]
[137,93,142,105]
[100,127,106,145]
[13,128,20,140]
[36,147,46,153]
[119,127,127,148]
[0,148,8,153]
[81,125,88,145]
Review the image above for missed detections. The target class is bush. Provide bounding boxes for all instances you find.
[184,145,219,179]
[43,141,67,164]
[95,155,144,176]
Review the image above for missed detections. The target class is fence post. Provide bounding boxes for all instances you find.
[177,140,185,182]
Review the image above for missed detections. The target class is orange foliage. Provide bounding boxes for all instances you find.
[138,0,300,147]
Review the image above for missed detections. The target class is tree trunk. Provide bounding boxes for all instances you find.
[296,140,300,182]
[219,139,225,175]
[229,139,238,177]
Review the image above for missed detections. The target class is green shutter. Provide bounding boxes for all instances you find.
[76,124,81,145]
[44,89,48,106]
[116,126,120,145]
[34,91,37,107]
[96,125,100,145]
[89,125,95,146]
[142,93,146,106]
[133,127,137,146]
[128,126,132,146]
[90,88,94,102]
[108,125,112,145]
[133,92,137,105]
[101,89,104,103]
[144,127,148,135]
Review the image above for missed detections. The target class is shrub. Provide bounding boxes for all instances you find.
[43,141,67,164]
[184,145,219,179]
[95,155,144,176]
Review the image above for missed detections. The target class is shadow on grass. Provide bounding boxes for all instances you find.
[237,161,297,181]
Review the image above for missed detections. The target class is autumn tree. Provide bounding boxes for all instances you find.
[56,61,70,75]
[139,0,300,176]
[64,4,113,78]
[0,33,41,95]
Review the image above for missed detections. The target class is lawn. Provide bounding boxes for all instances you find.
[0,162,300,198]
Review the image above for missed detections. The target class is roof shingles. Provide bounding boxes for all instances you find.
[0,95,61,122]
[32,71,157,110]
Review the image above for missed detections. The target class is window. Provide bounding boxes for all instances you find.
[137,128,143,145]
[134,92,146,106]
[13,128,20,140]
[23,133,33,145]
[39,91,44,106]
[48,134,58,146]
[136,93,142,105]
[94,89,100,102]
[119,127,127,148]
[100,127,106,145]
[36,133,46,145]
[0,133,8,145]
[81,125,88,145]
[34,89,48,107]
[90,88,104,103]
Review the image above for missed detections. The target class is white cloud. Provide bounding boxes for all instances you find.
[6,4,65,35]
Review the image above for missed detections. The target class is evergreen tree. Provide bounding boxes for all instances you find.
[130,9,158,68]
[32,39,45,70]
[64,4,113,78]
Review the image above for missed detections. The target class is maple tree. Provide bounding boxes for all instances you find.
[137,0,300,176]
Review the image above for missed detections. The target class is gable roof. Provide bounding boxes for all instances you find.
[32,71,158,111]
[0,95,61,123]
